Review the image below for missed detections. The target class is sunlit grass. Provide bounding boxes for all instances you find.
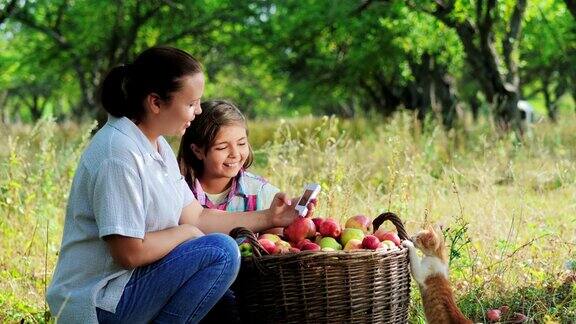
[1,112,575,322]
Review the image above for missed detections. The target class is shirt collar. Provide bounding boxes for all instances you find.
[192,169,248,208]
[236,169,248,197]
[106,115,165,164]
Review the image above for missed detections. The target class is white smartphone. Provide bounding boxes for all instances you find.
[295,183,321,217]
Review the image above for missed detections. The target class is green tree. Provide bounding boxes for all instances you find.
[521,0,576,121]
[243,0,466,127]
[407,0,528,132]
[3,0,255,123]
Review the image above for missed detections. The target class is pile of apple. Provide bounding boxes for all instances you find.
[238,215,402,257]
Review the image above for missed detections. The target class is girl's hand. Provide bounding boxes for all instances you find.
[305,198,318,218]
[269,194,319,227]
[269,192,298,227]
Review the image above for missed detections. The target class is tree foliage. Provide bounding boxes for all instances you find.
[0,0,573,130]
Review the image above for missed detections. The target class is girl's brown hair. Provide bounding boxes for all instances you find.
[178,100,254,187]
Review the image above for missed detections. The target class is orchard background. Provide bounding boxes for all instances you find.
[1,0,575,322]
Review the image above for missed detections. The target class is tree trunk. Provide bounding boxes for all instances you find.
[414,0,526,132]
[407,53,432,122]
[494,89,521,132]
[0,90,8,123]
[469,94,481,121]
[432,66,458,129]
[542,80,556,122]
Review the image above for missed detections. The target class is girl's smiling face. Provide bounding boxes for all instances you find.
[195,124,249,180]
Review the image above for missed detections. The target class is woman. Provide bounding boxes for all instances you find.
[47,46,304,323]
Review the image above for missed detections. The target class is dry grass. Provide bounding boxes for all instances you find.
[1,112,575,323]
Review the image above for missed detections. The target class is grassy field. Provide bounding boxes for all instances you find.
[1,111,575,323]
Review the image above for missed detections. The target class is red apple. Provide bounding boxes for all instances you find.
[311,217,325,232]
[362,235,380,250]
[373,229,401,246]
[258,239,277,254]
[296,239,312,250]
[300,242,321,251]
[486,309,501,322]
[284,217,316,244]
[510,312,527,322]
[345,214,373,233]
[319,218,342,238]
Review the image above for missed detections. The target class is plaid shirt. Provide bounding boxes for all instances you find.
[191,170,279,212]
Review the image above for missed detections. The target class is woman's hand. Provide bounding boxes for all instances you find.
[184,223,205,239]
[105,224,205,269]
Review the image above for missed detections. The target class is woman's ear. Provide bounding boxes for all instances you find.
[144,93,162,115]
[190,144,205,160]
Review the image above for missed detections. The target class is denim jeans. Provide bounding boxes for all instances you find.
[96,233,241,323]
[199,288,240,323]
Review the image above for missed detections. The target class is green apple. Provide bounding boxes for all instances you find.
[239,242,253,257]
[381,240,398,250]
[319,237,342,250]
[340,228,365,247]
[274,240,292,254]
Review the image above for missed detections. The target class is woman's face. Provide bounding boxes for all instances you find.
[157,73,205,136]
[197,124,250,180]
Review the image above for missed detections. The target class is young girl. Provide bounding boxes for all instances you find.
[46,47,300,324]
[178,100,281,221]
[178,100,284,323]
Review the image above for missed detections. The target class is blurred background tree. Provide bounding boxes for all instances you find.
[0,0,574,131]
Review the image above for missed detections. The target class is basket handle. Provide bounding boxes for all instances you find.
[372,212,409,241]
[229,227,269,256]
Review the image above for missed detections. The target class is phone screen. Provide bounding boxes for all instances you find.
[298,189,313,206]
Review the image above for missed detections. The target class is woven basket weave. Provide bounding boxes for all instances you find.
[230,212,411,324]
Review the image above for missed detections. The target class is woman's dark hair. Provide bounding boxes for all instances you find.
[178,100,254,186]
[99,46,203,123]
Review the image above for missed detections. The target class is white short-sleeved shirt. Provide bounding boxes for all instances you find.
[47,115,194,323]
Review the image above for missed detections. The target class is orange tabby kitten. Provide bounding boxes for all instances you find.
[402,225,472,324]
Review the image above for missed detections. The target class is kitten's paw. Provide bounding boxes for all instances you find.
[401,240,414,248]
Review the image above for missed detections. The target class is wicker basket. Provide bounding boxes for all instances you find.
[229,212,411,324]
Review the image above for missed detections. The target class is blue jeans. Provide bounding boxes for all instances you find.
[199,289,240,323]
[96,233,241,323]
